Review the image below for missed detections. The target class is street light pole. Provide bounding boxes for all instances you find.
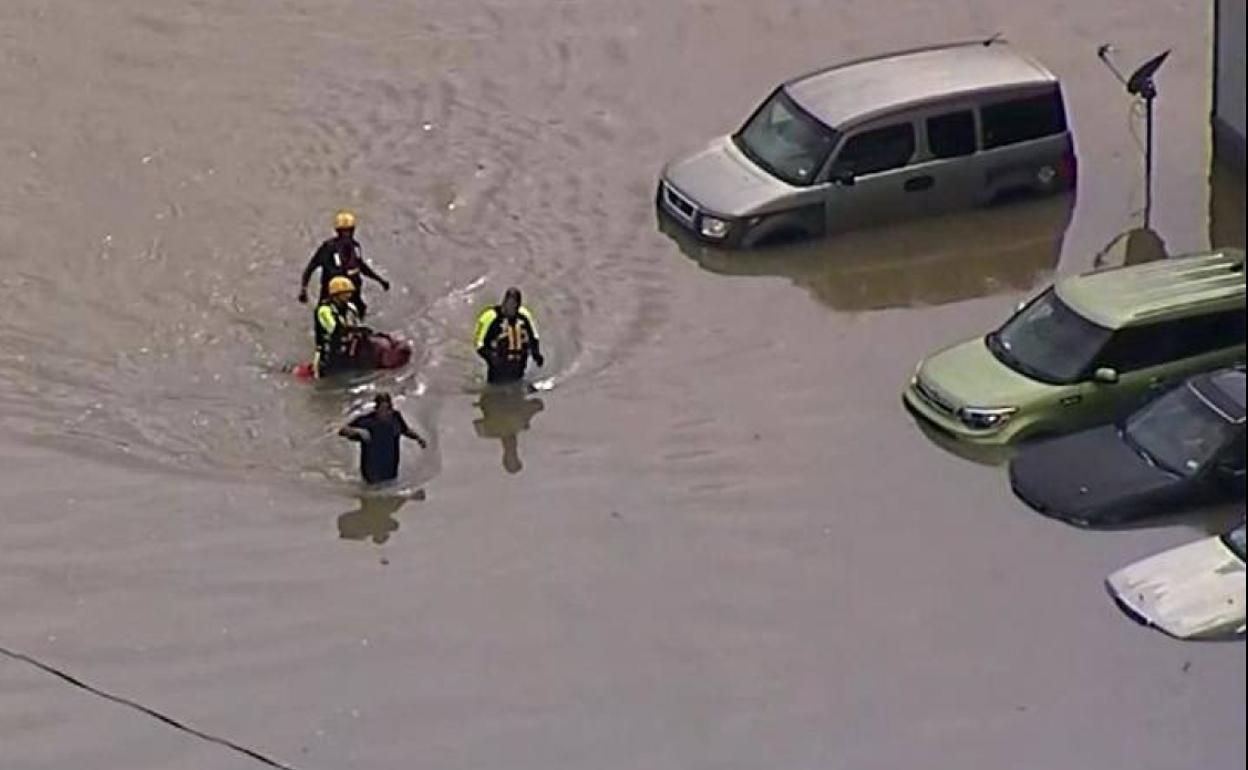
[1097,46,1170,230]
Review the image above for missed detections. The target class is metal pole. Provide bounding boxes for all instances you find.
[1096,45,1169,233]
[1144,93,1154,229]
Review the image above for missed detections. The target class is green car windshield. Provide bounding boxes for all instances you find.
[734,89,839,187]
[1124,383,1238,476]
[987,289,1112,384]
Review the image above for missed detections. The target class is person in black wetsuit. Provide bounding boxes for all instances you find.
[473,287,545,384]
[297,210,391,325]
[338,393,427,485]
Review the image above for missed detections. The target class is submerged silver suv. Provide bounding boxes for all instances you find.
[657,39,1077,248]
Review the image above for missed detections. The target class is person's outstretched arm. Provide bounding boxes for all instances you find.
[357,249,390,290]
[398,414,427,448]
[298,244,327,302]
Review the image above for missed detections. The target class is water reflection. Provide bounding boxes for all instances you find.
[908,409,1015,467]
[658,193,1073,312]
[337,490,424,544]
[473,385,545,474]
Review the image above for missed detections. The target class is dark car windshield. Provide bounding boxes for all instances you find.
[987,289,1113,384]
[1125,384,1239,477]
[1223,524,1247,561]
[733,89,839,187]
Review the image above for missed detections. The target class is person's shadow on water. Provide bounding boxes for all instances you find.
[337,490,425,544]
[473,385,545,474]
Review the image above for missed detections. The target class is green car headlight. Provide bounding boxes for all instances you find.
[957,406,1018,431]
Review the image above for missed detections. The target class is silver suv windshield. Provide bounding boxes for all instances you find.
[733,89,839,187]
[1124,384,1238,477]
[987,289,1112,385]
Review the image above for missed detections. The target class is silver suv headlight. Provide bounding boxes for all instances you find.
[957,406,1018,431]
[699,216,730,240]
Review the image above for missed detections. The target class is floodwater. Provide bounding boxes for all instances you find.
[0,1,1243,768]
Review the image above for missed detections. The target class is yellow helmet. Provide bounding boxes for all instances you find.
[334,210,357,230]
[328,276,355,297]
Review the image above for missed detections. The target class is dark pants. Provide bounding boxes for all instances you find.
[486,356,527,384]
[361,462,398,485]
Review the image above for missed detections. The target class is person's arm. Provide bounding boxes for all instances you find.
[357,256,390,290]
[398,414,427,448]
[316,304,338,338]
[298,245,327,302]
[474,309,498,362]
[339,417,370,443]
[521,309,544,366]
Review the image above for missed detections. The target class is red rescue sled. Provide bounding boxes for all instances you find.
[292,332,413,380]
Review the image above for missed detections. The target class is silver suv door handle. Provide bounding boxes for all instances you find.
[904,175,935,192]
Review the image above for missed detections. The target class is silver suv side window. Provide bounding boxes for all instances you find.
[982,91,1067,149]
[832,123,915,176]
[926,111,976,158]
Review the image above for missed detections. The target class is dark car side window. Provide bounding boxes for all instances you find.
[1169,308,1247,358]
[833,123,916,176]
[1219,434,1246,473]
[982,90,1067,150]
[1095,324,1175,373]
[926,111,976,158]
[1096,309,1247,373]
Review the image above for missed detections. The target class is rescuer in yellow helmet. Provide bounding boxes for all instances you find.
[297,209,391,324]
[314,275,366,378]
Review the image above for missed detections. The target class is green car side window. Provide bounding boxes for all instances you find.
[1096,309,1246,375]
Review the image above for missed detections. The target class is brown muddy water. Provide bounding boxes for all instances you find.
[1,2,1244,769]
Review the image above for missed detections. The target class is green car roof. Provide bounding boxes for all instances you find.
[1056,249,1246,329]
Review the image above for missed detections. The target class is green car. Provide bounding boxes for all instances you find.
[903,249,1246,446]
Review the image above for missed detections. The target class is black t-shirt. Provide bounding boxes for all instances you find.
[308,237,364,299]
[349,410,411,483]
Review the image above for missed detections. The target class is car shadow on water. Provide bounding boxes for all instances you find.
[1056,500,1246,536]
[907,409,1017,467]
[473,384,546,475]
[657,192,1074,313]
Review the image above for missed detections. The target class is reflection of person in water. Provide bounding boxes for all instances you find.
[473,385,545,474]
[337,491,424,544]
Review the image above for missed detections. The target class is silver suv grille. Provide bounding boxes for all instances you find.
[662,182,698,225]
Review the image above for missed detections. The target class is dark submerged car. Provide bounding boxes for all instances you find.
[1009,368,1246,526]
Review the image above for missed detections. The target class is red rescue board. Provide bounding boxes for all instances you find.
[290,334,413,380]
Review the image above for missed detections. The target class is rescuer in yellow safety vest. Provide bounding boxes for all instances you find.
[473,287,544,384]
[315,275,365,378]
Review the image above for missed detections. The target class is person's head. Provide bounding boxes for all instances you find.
[334,210,357,238]
[373,391,394,416]
[500,287,522,318]
[328,276,354,306]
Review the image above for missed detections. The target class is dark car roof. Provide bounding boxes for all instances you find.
[1192,368,1247,423]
